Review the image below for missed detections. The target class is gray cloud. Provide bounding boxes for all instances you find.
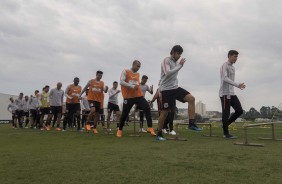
[0,0,281,111]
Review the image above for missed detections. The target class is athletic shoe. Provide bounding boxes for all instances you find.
[25,126,28,129]
[189,124,202,131]
[46,125,51,131]
[62,129,66,132]
[156,136,166,141]
[56,127,62,131]
[81,127,85,130]
[77,129,83,132]
[40,128,44,131]
[162,129,168,134]
[169,130,177,135]
[223,134,237,139]
[93,129,98,134]
[107,129,112,132]
[147,128,156,136]
[116,130,122,137]
[85,124,91,132]
[139,128,147,133]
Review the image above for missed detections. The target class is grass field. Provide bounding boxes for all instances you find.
[0,122,282,184]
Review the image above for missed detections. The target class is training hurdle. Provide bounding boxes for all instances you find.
[173,121,217,138]
[167,121,187,141]
[234,122,282,147]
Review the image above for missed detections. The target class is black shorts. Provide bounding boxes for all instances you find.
[66,103,81,113]
[16,110,24,117]
[50,106,63,115]
[108,102,120,113]
[88,100,100,112]
[12,113,17,118]
[40,107,51,116]
[161,87,190,111]
[30,109,38,119]
[24,111,29,117]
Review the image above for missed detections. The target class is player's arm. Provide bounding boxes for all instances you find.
[162,58,184,77]
[80,80,91,96]
[148,85,153,94]
[64,85,72,99]
[103,83,108,93]
[120,70,135,88]
[221,64,245,89]
[7,105,12,113]
[61,91,64,104]
[151,89,159,103]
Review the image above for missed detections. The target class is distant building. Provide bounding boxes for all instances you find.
[196,101,206,116]
[0,93,18,120]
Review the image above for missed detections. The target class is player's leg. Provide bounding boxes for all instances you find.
[117,99,135,137]
[137,97,156,136]
[228,96,243,125]
[220,96,233,138]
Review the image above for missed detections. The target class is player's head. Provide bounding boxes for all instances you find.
[24,95,29,101]
[132,60,141,72]
[19,92,23,99]
[96,71,103,80]
[34,90,39,95]
[113,81,118,89]
[170,45,183,61]
[228,50,239,64]
[9,97,14,102]
[57,82,62,90]
[44,85,50,92]
[141,75,148,85]
[73,77,79,86]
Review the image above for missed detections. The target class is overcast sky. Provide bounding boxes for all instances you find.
[1,0,281,111]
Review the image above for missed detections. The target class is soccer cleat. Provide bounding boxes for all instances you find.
[56,127,62,131]
[169,130,177,135]
[40,128,44,131]
[162,129,168,134]
[85,124,91,132]
[156,136,166,141]
[93,129,98,134]
[147,128,156,136]
[188,124,202,131]
[116,130,122,137]
[62,129,66,132]
[139,128,147,133]
[223,134,238,139]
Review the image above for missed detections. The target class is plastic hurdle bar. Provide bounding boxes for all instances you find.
[234,122,282,147]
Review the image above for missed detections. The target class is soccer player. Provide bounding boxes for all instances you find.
[157,45,202,141]
[137,75,153,132]
[48,82,64,131]
[80,71,108,134]
[39,85,52,130]
[117,60,156,137]
[81,89,90,129]
[106,81,121,131]
[15,93,24,128]
[23,95,30,128]
[29,90,41,129]
[7,97,18,128]
[219,50,245,139]
[65,77,82,131]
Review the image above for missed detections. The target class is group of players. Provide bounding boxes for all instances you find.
[7,45,246,140]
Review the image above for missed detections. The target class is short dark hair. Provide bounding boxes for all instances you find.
[113,81,118,84]
[19,92,23,95]
[74,77,79,80]
[170,45,183,55]
[35,90,39,93]
[44,85,49,89]
[142,75,148,79]
[96,71,103,75]
[228,50,239,57]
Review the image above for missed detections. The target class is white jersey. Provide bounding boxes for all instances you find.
[108,88,119,105]
[159,56,183,91]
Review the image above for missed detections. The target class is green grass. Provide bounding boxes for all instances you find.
[0,122,282,184]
